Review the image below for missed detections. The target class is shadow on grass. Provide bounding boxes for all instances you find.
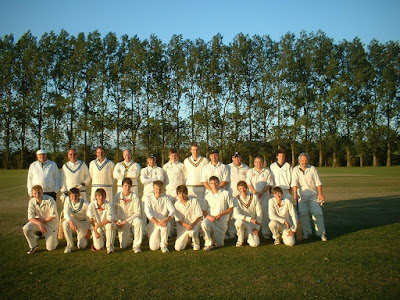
[323,194,400,239]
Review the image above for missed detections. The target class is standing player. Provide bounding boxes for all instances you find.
[292,153,327,241]
[60,148,91,201]
[226,151,249,239]
[270,148,293,200]
[87,188,116,253]
[113,149,141,196]
[63,188,91,253]
[23,185,59,254]
[163,148,186,199]
[201,149,229,191]
[246,156,275,240]
[89,146,115,203]
[27,149,60,200]
[174,185,203,251]
[233,181,262,248]
[113,178,143,253]
[201,176,233,251]
[268,186,297,246]
[184,143,209,202]
[144,181,175,253]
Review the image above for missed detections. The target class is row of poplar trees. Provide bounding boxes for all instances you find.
[1,30,399,168]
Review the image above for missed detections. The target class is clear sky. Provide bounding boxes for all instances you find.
[0,0,399,44]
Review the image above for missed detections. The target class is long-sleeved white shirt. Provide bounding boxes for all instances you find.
[144,194,175,221]
[63,197,89,222]
[233,193,262,230]
[27,195,59,228]
[27,160,60,196]
[202,189,233,223]
[163,161,186,195]
[270,162,292,190]
[268,197,297,232]
[291,165,322,198]
[227,163,249,197]
[113,160,141,186]
[60,160,91,193]
[89,158,115,187]
[113,191,141,223]
[87,201,114,224]
[140,165,165,196]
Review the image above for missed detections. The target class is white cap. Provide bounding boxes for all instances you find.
[36,149,47,155]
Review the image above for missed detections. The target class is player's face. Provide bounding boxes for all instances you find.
[232,156,241,166]
[237,185,247,195]
[209,153,219,164]
[68,150,77,163]
[69,193,79,203]
[123,150,132,162]
[209,179,220,191]
[190,146,199,158]
[122,182,132,195]
[273,192,283,202]
[147,157,156,167]
[177,191,188,201]
[153,185,162,198]
[277,153,285,165]
[299,155,308,168]
[95,193,106,204]
[36,153,47,163]
[169,153,178,162]
[96,149,105,161]
[254,158,263,170]
[32,188,43,200]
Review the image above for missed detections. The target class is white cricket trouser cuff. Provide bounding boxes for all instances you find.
[92,223,116,251]
[23,222,58,251]
[260,196,271,237]
[90,186,113,203]
[235,219,260,247]
[268,220,295,246]
[117,217,143,249]
[147,222,170,251]
[201,218,228,247]
[63,219,90,249]
[174,224,200,251]
[298,197,326,237]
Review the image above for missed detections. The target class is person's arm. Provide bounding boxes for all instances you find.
[268,199,286,224]
[82,163,91,187]
[27,165,33,197]
[317,185,325,202]
[220,165,229,188]
[113,163,124,181]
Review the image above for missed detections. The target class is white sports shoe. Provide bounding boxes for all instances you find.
[133,247,141,253]
[274,238,281,245]
[64,246,72,254]
[193,244,200,251]
[236,242,243,248]
[107,247,114,254]
[203,245,214,251]
[161,247,169,253]
[27,246,39,254]
[321,234,327,242]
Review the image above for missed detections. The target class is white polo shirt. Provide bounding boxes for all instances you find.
[268,197,297,232]
[163,161,186,194]
[87,201,114,224]
[140,165,165,196]
[27,195,59,228]
[144,194,175,221]
[202,189,233,223]
[174,197,203,224]
[184,156,209,186]
[246,168,274,198]
[27,160,60,196]
[270,162,292,190]
[233,193,262,229]
[113,191,141,223]
[201,162,229,184]
[291,165,322,198]
[227,163,249,197]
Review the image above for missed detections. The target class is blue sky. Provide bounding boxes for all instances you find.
[0,0,399,44]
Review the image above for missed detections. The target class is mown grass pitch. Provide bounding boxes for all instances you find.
[0,167,399,299]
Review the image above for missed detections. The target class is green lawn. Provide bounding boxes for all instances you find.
[0,167,399,299]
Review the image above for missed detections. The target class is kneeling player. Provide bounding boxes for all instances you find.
[23,185,59,254]
[201,176,233,251]
[87,188,116,254]
[268,186,297,246]
[113,178,143,253]
[144,181,175,253]
[233,181,262,247]
[174,185,203,251]
[63,188,91,253]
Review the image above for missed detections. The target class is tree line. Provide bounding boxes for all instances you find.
[0,30,399,169]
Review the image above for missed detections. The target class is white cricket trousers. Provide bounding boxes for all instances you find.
[268,220,295,246]
[63,218,90,249]
[23,222,58,251]
[201,218,228,247]
[235,219,260,247]
[116,217,143,249]
[92,223,116,251]
[298,195,326,237]
[147,222,171,251]
[174,224,201,251]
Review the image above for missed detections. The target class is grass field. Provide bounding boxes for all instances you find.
[0,167,399,299]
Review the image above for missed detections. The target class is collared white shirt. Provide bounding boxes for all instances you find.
[246,168,274,197]
[144,194,175,221]
[202,189,233,223]
[227,163,249,197]
[163,161,186,194]
[60,160,91,193]
[201,161,229,184]
[270,162,292,190]
[89,158,115,186]
[291,165,322,198]
[27,160,60,196]
[113,191,141,223]
[113,160,141,186]
[140,165,165,195]
[174,197,203,224]
[63,197,89,222]
[184,155,209,186]
[233,193,262,229]
[268,197,297,232]
[87,201,114,224]
[27,195,59,228]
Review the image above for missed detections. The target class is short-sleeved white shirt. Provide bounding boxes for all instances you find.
[291,165,322,198]
[202,189,233,223]
[174,197,203,224]
[201,162,229,184]
[144,194,175,221]
[87,201,114,223]
[27,195,59,228]
[227,163,249,197]
[113,191,141,223]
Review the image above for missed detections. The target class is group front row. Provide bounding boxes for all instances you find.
[23,177,300,255]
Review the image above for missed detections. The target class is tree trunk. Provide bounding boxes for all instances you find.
[291,142,296,167]
[332,151,338,167]
[346,146,351,167]
[319,146,323,167]
[359,154,364,167]
[386,141,391,167]
[373,151,378,167]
